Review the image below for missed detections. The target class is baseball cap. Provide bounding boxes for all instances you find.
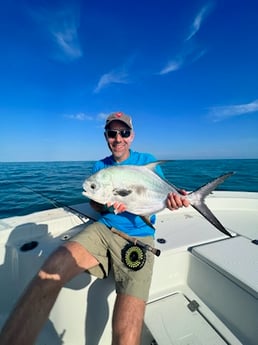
[105,111,133,129]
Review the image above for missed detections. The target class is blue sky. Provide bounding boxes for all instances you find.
[0,0,258,162]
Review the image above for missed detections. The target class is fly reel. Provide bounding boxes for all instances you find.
[121,243,146,271]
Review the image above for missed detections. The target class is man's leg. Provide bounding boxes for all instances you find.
[0,241,99,345]
[112,293,146,345]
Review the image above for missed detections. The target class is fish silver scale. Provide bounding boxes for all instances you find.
[83,162,234,236]
[83,164,174,215]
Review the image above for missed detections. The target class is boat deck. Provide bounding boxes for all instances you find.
[0,191,257,344]
[145,292,237,345]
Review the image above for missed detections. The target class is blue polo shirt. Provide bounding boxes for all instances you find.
[91,150,164,237]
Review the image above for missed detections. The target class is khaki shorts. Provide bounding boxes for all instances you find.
[71,221,154,301]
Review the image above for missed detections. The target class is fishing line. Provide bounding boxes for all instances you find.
[16,183,161,256]
[17,183,91,224]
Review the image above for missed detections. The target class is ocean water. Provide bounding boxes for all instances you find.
[0,159,257,219]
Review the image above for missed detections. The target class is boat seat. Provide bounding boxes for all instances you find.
[191,236,258,298]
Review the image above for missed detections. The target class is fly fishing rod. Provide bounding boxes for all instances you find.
[111,228,160,257]
[18,184,161,257]
[17,183,92,224]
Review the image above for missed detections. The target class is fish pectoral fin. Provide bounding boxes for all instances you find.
[113,188,132,197]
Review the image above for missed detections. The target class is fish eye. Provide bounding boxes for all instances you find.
[90,183,96,190]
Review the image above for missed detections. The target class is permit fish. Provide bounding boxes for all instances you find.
[82,162,234,236]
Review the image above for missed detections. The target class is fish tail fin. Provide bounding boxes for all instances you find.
[189,172,234,237]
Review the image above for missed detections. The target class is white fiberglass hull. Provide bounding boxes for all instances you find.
[0,191,257,345]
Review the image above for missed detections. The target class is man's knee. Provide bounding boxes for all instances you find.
[38,244,85,284]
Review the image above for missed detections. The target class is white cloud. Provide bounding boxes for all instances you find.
[159,59,183,75]
[51,16,82,60]
[64,112,110,126]
[159,46,206,75]
[28,4,82,61]
[209,100,258,122]
[94,70,129,93]
[96,112,108,121]
[158,3,212,75]
[65,113,93,121]
[186,3,213,41]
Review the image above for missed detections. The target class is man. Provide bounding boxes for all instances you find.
[0,112,189,345]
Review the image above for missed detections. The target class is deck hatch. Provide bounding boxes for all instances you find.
[145,293,236,345]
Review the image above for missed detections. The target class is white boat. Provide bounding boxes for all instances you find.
[0,191,257,345]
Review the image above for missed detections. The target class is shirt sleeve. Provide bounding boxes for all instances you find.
[92,160,104,174]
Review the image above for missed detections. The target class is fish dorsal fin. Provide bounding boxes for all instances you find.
[145,160,182,193]
[145,160,167,171]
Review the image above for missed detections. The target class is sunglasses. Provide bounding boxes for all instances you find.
[105,129,131,138]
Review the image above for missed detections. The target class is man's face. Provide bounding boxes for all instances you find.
[105,120,134,162]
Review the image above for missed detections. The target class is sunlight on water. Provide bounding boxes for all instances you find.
[0,159,257,219]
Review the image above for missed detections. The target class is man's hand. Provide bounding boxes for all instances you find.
[166,190,190,211]
[90,200,126,214]
[107,201,127,214]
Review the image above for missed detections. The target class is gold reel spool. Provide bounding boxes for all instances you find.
[121,243,146,271]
